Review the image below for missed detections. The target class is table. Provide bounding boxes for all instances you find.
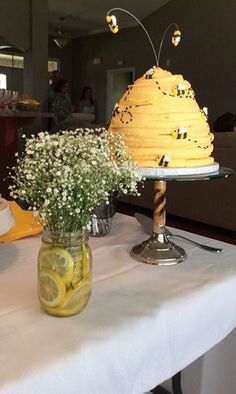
[1,214,236,394]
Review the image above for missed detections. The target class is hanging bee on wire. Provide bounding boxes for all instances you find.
[172,30,181,46]
[106,15,119,33]
[106,8,181,67]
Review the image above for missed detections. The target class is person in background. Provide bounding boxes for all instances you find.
[213,112,236,132]
[52,79,73,124]
[48,70,61,111]
[77,86,97,121]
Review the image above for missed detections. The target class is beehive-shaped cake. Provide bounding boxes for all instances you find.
[109,66,215,169]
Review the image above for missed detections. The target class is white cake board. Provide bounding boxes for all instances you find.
[139,162,219,177]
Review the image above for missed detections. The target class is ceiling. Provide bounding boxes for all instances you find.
[48,0,171,37]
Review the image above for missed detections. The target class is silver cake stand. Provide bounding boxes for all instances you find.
[130,166,234,265]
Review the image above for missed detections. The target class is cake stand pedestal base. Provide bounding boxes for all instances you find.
[131,180,186,265]
[131,230,186,265]
[131,167,234,265]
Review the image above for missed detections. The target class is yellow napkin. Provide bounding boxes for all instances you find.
[0,201,42,243]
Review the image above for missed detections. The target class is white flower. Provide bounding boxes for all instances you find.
[9,128,142,233]
[55,150,62,158]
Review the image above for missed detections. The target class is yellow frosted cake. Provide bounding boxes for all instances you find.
[109,66,216,171]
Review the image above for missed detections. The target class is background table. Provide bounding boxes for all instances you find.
[0,214,236,394]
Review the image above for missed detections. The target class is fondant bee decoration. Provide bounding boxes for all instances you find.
[145,67,155,79]
[202,106,208,118]
[172,127,188,139]
[106,15,119,33]
[159,154,170,167]
[177,83,185,96]
[172,30,181,46]
[172,83,185,96]
[112,103,121,117]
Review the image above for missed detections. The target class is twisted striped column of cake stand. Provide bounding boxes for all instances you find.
[130,179,186,265]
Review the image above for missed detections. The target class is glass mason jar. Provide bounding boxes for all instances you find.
[38,231,92,317]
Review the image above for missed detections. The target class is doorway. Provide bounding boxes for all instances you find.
[106,67,135,124]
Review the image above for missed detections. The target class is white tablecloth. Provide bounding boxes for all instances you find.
[0,214,236,394]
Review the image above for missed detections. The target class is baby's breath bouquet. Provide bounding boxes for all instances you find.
[9,128,141,234]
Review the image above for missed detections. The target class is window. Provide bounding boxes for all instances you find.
[0,74,7,89]
[0,53,24,68]
[0,53,60,73]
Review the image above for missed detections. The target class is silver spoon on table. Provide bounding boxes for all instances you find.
[134,213,223,253]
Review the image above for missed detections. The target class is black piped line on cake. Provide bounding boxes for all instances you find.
[112,103,149,124]
[123,86,133,101]
[155,81,195,99]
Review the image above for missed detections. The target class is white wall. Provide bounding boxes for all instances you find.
[0,0,30,51]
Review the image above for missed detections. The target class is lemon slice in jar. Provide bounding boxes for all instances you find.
[59,282,92,316]
[46,279,92,317]
[71,260,83,287]
[38,268,66,307]
[38,247,74,284]
[70,246,92,288]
